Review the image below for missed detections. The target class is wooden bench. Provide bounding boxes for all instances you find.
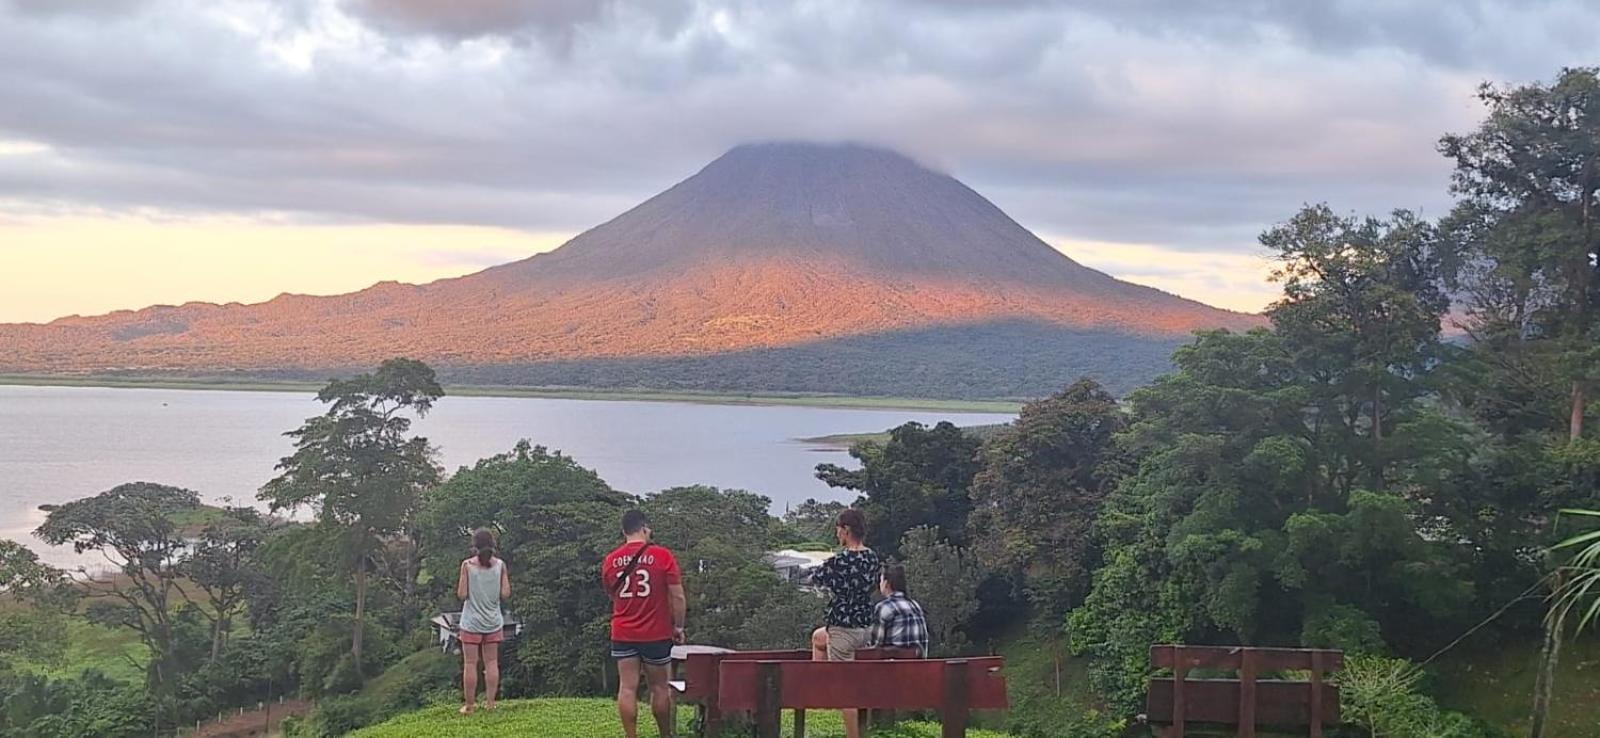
[678,648,921,737]
[718,656,1007,738]
[1146,645,1342,737]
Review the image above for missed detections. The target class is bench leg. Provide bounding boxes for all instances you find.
[755,663,782,738]
[703,706,721,738]
[941,660,970,738]
[794,708,805,738]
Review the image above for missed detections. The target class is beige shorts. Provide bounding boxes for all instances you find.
[826,626,871,661]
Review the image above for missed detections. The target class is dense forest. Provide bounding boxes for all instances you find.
[91,322,1187,401]
[2,68,1600,738]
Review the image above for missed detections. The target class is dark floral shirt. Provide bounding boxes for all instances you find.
[812,547,881,628]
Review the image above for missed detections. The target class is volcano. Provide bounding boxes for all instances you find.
[0,142,1261,399]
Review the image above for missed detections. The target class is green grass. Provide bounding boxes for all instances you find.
[347,698,1010,738]
[0,374,1020,413]
[994,629,1122,737]
[1431,632,1600,737]
[11,618,148,684]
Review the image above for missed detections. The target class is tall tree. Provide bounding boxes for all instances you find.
[185,507,272,662]
[970,379,1124,621]
[1262,205,1450,491]
[34,483,201,702]
[1442,68,1600,445]
[1441,68,1600,738]
[816,421,982,555]
[260,358,443,680]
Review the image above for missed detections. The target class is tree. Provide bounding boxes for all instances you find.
[641,486,825,651]
[1441,68,1600,445]
[970,379,1125,621]
[817,421,982,555]
[259,358,443,681]
[0,541,71,668]
[186,507,272,662]
[1067,331,1472,713]
[1441,68,1600,738]
[781,499,847,543]
[0,539,69,607]
[898,527,984,656]
[640,485,778,554]
[1263,205,1450,491]
[34,483,201,702]
[416,441,630,694]
[1550,509,1600,633]
[1341,655,1482,738]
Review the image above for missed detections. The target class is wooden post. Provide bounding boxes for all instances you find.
[1309,651,1325,738]
[755,662,782,738]
[1172,646,1187,738]
[941,659,969,738]
[794,707,806,738]
[1237,648,1257,738]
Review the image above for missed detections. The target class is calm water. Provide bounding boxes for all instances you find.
[0,385,1011,567]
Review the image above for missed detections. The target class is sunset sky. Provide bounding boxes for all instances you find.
[3,0,1596,323]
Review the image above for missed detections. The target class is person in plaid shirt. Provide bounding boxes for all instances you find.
[870,564,929,658]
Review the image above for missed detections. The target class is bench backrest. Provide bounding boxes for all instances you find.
[717,657,1008,712]
[1146,645,1342,737]
[680,648,919,702]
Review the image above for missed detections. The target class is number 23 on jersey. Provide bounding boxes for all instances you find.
[616,569,651,598]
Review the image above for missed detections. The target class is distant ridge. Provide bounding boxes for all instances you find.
[0,142,1261,399]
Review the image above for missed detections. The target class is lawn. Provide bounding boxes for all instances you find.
[347,698,1011,738]
[10,617,148,684]
[1431,632,1600,737]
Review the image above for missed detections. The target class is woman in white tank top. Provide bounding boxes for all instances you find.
[456,528,510,714]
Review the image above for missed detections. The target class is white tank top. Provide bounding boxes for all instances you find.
[460,558,505,635]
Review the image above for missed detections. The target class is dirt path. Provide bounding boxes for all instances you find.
[190,700,311,738]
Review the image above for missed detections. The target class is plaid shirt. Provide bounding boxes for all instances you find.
[869,592,929,658]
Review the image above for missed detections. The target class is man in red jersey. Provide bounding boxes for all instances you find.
[602,509,687,738]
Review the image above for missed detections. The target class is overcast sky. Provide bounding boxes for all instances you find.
[1,0,1595,322]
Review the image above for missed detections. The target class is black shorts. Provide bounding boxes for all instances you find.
[611,640,674,666]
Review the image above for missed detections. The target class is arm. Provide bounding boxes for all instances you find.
[669,583,687,641]
[500,562,511,599]
[869,601,889,647]
[811,556,840,590]
[664,551,687,642]
[456,560,469,601]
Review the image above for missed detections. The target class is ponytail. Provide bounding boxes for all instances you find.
[472,528,496,567]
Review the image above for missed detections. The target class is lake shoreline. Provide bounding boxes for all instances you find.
[0,374,1021,413]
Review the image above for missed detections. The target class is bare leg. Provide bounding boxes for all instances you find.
[819,628,860,738]
[461,643,480,714]
[616,656,642,738]
[644,662,675,738]
[483,642,501,709]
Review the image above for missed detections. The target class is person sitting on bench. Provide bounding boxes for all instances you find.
[870,563,929,658]
[809,508,881,738]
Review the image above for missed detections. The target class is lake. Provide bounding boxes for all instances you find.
[0,384,1013,568]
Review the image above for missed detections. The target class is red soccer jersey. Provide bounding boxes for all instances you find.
[601,541,682,643]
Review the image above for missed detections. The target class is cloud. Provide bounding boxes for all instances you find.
[0,0,1592,259]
